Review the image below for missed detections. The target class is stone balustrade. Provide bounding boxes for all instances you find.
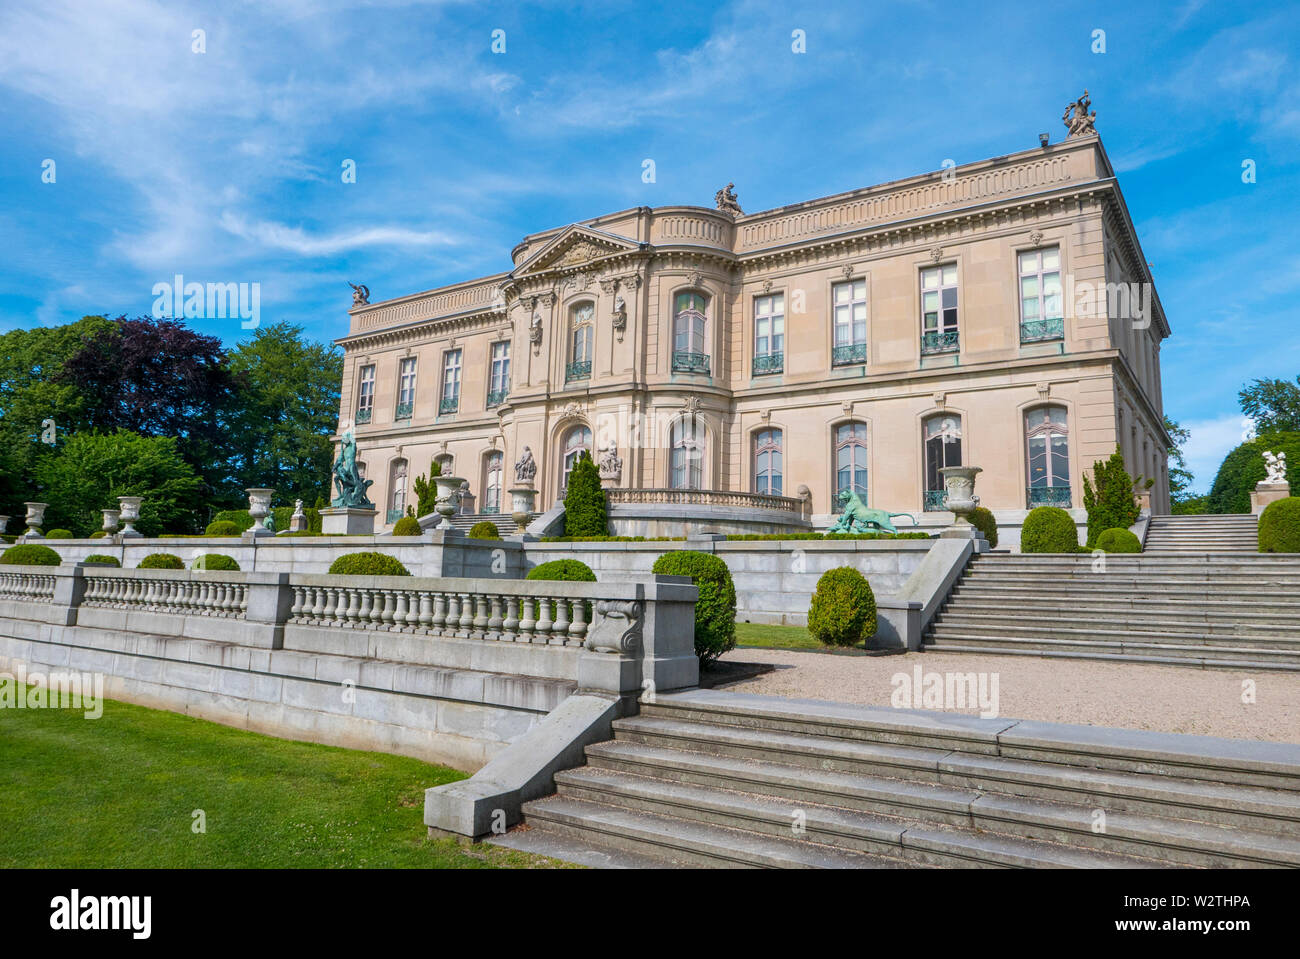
[605,487,804,513]
[0,570,57,603]
[83,570,249,618]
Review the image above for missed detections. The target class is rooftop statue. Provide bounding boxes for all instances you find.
[349,282,370,307]
[1062,90,1097,138]
[714,182,742,215]
[827,489,917,535]
[331,429,375,509]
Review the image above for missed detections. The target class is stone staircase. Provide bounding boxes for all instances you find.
[1144,513,1259,553]
[489,690,1300,867]
[924,553,1300,670]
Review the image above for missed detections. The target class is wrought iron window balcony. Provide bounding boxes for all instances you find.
[565,360,591,382]
[1027,485,1072,508]
[1020,316,1065,344]
[831,343,868,367]
[354,406,372,424]
[439,396,459,415]
[394,401,413,420]
[671,351,711,375]
[924,489,947,511]
[752,352,783,375]
[921,330,960,355]
[486,389,509,408]
[385,508,405,524]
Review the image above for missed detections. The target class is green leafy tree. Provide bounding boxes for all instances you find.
[226,322,342,505]
[1207,432,1300,514]
[1081,446,1140,548]
[32,430,201,537]
[1163,415,1200,510]
[563,451,607,536]
[1239,376,1300,434]
[411,458,442,518]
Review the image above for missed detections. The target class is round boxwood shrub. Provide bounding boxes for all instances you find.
[1095,527,1142,553]
[204,520,243,536]
[328,552,411,576]
[0,543,61,566]
[138,553,184,570]
[968,506,998,549]
[807,566,877,648]
[90,530,107,539]
[84,554,120,567]
[1259,497,1300,553]
[469,520,502,540]
[44,528,74,539]
[650,550,737,664]
[192,553,240,571]
[525,559,596,583]
[1020,507,1080,553]
[391,515,422,536]
[211,509,255,531]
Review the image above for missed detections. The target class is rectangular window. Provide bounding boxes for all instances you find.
[488,341,510,406]
[358,365,375,409]
[1018,247,1064,342]
[754,293,784,355]
[396,358,417,419]
[920,264,959,353]
[831,279,868,366]
[441,349,461,413]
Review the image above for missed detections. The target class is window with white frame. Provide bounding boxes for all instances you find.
[441,349,462,413]
[1025,406,1071,507]
[356,364,375,423]
[396,357,417,418]
[753,293,784,375]
[831,279,868,365]
[670,417,704,490]
[488,341,510,406]
[388,459,408,523]
[920,264,959,353]
[1018,247,1063,342]
[568,303,594,379]
[923,414,962,510]
[561,425,592,492]
[483,451,503,513]
[834,421,868,504]
[672,291,709,374]
[754,428,783,496]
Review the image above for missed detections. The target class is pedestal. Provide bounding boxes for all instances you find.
[1252,481,1290,515]
[320,507,377,535]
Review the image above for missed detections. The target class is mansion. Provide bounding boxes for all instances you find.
[334,103,1171,532]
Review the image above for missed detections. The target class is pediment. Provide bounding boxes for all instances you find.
[514,225,640,277]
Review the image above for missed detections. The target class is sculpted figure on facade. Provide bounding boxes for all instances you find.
[348,282,370,307]
[611,294,627,333]
[515,446,537,485]
[714,182,742,215]
[1264,450,1288,485]
[1062,90,1097,137]
[598,441,623,482]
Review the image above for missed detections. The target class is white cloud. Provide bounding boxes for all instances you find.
[219,213,461,256]
[1182,413,1256,488]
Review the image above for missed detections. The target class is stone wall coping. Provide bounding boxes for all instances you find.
[526,539,935,553]
[79,566,286,584]
[288,570,697,602]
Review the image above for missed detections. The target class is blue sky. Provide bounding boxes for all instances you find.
[1,0,1297,488]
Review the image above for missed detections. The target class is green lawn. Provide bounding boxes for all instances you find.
[734,621,878,654]
[0,690,570,868]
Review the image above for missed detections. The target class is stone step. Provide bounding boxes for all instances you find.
[594,731,1300,837]
[946,594,1300,618]
[931,613,1300,641]
[951,583,1300,601]
[552,764,1160,868]
[520,795,914,868]
[485,825,677,868]
[924,638,1300,672]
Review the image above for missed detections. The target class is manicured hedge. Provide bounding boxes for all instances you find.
[138,553,184,569]
[1208,433,1300,514]
[204,520,243,536]
[192,553,240,571]
[391,515,422,536]
[90,530,108,539]
[84,555,120,567]
[211,509,254,531]
[1095,527,1142,553]
[650,550,736,663]
[468,521,502,540]
[968,507,998,549]
[1020,507,1080,553]
[44,529,74,539]
[807,566,877,647]
[525,559,596,583]
[0,544,61,566]
[1259,497,1300,553]
[328,552,411,576]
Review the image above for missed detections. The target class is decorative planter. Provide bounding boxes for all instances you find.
[509,487,537,533]
[117,496,143,538]
[23,502,48,538]
[101,509,121,535]
[939,466,982,528]
[433,475,465,530]
[245,487,276,536]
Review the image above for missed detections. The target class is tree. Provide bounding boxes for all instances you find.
[226,322,343,505]
[32,430,201,537]
[411,458,442,519]
[1163,415,1199,509]
[563,451,607,536]
[1207,432,1300,514]
[1081,446,1139,548]
[1239,376,1300,434]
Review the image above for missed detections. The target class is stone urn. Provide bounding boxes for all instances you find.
[939,466,982,527]
[23,502,48,538]
[509,486,537,533]
[117,496,143,538]
[245,487,276,536]
[101,509,121,536]
[433,475,465,530]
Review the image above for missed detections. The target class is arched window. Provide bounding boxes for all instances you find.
[923,414,962,510]
[670,417,704,489]
[561,425,592,493]
[567,303,594,381]
[834,422,868,505]
[1026,406,1070,507]
[434,453,453,478]
[754,429,782,496]
[672,291,710,374]
[387,459,408,524]
[483,451,503,514]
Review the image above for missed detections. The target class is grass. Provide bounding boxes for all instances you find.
[734,621,882,655]
[0,689,572,868]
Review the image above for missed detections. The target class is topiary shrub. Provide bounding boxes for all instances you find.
[192,553,240,571]
[1082,446,1140,548]
[391,515,422,536]
[204,520,243,536]
[328,552,411,576]
[84,555,120,567]
[469,520,501,540]
[968,506,998,549]
[90,530,107,539]
[807,566,877,647]
[0,544,61,566]
[211,509,255,531]
[1259,497,1300,553]
[1096,527,1142,553]
[138,553,184,569]
[563,451,608,537]
[1020,507,1080,553]
[650,550,736,664]
[525,559,596,583]
[44,529,74,539]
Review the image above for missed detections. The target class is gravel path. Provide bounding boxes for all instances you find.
[721,647,1300,744]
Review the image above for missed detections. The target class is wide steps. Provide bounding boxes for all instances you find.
[924,637,1300,671]
[930,615,1300,643]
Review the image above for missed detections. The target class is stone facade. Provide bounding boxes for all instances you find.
[335,130,1171,529]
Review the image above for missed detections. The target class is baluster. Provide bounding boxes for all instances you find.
[391,590,408,632]
[518,596,536,643]
[551,596,571,646]
[457,592,474,637]
[289,586,305,623]
[534,591,554,644]
[486,595,504,641]
[342,587,360,628]
[502,594,520,642]
[472,593,490,636]
[417,592,433,632]
[443,593,460,635]
[355,588,373,628]
[321,585,338,625]
[309,585,325,623]
[405,591,421,631]
[367,588,385,629]
[568,597,588,647]
[431,593,448,635]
